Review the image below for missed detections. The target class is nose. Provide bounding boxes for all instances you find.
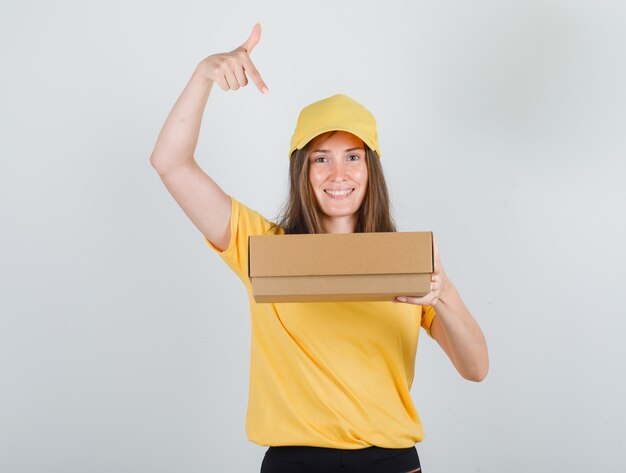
[329,160,347,181]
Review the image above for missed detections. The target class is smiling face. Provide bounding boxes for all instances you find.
[308,131,368,233]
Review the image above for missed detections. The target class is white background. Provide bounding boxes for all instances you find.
[1,0,625,471]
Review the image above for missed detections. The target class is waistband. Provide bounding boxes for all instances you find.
[266,445,417,464]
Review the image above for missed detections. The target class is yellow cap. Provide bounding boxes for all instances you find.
[288,94,380,159]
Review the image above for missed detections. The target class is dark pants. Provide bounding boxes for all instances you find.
[260,445,421,473]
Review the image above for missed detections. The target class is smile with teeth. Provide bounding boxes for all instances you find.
[324,188,355,199]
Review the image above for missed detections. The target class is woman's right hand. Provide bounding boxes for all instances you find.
[198,23,269,95]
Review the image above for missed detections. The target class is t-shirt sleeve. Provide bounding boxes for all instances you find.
[203,196,278,287]
[420,305,437,338]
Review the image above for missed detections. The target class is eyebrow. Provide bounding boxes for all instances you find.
[311,147,364,153]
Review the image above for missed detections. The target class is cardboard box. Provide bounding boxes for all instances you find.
[248,232,433,303]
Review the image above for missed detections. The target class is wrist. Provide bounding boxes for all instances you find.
[194,61,214,85]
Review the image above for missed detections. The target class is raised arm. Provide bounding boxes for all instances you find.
[149,24,268,251]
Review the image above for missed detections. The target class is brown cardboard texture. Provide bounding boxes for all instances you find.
[248,232,433,303]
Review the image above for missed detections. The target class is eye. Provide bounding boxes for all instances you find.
[313,156,328,163]
[347,154,360,161]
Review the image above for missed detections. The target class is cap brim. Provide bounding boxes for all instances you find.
[292,126,380,158]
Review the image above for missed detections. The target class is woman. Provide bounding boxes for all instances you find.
[150,23,488,473]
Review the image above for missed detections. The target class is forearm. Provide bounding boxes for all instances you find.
[433,277,489,381]
[150,63,214,173]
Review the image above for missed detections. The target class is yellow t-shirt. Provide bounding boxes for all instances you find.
[204,196,437,449]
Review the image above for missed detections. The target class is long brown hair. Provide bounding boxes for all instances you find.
[270,131,396,235]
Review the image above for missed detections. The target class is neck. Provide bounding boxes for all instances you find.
[322,215,356,234]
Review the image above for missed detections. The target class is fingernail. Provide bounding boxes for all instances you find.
[397,297,407,303]
[262,86,269,95]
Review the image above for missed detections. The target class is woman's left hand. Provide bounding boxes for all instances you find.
[393,237,447,306]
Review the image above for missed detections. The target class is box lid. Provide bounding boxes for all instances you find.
[249,231,433,278]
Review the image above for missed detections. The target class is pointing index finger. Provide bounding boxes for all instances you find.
[243,54,269,95]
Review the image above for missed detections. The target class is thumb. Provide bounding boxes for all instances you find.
[240,23,262,54]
